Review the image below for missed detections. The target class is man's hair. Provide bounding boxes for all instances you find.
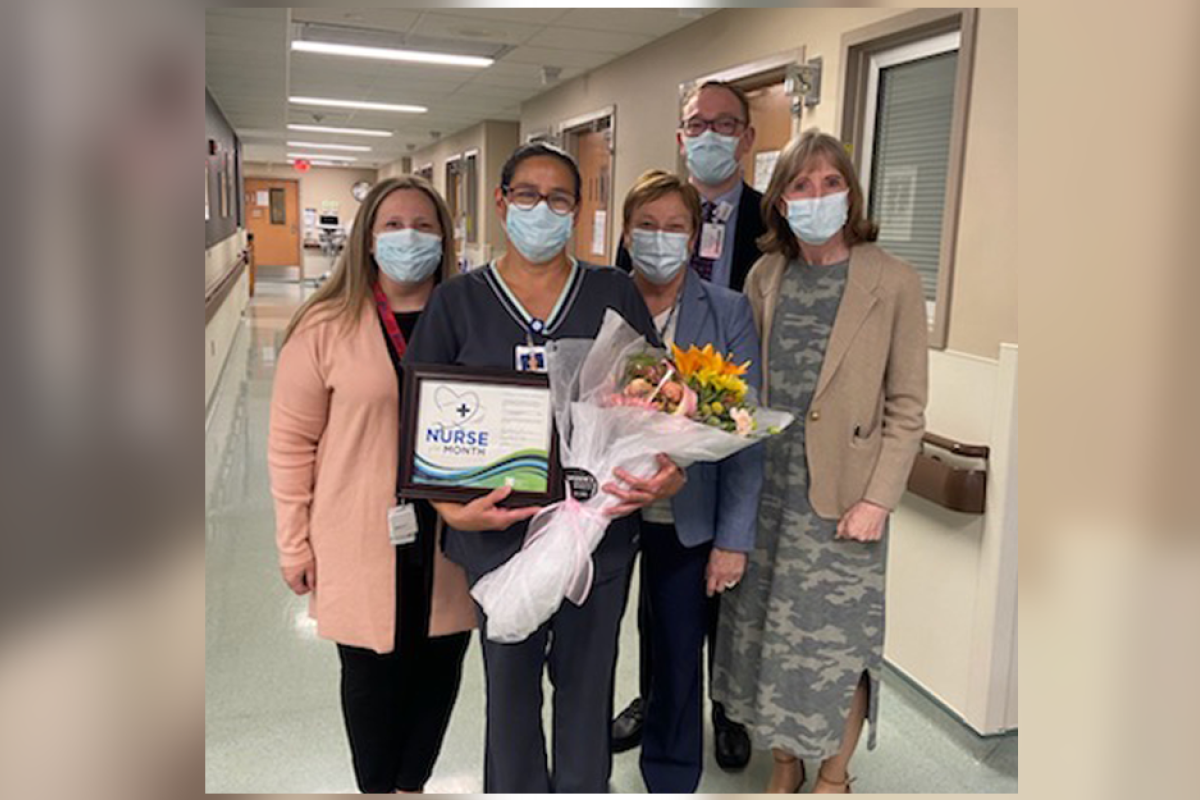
[681,80,752,126]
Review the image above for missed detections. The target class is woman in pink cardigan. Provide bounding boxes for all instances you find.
[268,175,479,793]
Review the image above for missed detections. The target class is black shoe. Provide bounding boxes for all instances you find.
[713,703,751,771]
[611,697,644,753]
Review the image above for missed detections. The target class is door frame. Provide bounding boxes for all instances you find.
[245,176,303,276]
[677,48,807,176]
[839,7,978,349]
[558,105,616,264]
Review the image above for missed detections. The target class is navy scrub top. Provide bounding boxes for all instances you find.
[403,259,660,583]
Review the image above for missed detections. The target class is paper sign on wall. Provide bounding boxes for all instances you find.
[591,210,607,257]
[256,190,269,206]
[321,200,340,213]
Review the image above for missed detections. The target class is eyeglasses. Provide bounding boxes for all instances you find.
[503,185,577,216]
[681,115,747,137]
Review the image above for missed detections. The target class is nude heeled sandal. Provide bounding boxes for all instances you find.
[814,766,856,794]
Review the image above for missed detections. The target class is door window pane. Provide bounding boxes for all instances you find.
[868,50,958,307]
[269,188,286,225]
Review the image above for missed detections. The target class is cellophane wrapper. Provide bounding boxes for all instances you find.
[470,309,794,642]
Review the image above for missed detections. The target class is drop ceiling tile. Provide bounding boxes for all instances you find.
[500,45,612,70]
[409,12,540,46]
[291,8,422,34]
[526,26,654,54]
[288,55,392,82]
[553,8,710,35]
[418,9,570,26]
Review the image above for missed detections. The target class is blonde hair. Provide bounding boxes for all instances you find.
[282,175,457,344]
[758,129,878,259]
[621,169,702,238]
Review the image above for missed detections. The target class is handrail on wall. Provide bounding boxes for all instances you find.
[205,249,250,325]
[906,432,989,514]
[921,432,990,459]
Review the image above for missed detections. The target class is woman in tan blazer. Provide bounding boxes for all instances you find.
[268,176,476,793]
[711,131,928,793]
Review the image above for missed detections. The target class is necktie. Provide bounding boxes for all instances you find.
[689,200,717,281]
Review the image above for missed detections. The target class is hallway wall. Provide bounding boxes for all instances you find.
[395,120,520,268]
[242,163,379,280]
[242,163,379,234]
[519,6,1016,360]
[205,89,248,411]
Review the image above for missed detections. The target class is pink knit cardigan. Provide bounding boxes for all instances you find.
[268,302,475,653]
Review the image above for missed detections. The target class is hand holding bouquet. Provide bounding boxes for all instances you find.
[470,310,793,643]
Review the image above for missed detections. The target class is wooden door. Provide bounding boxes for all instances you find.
[244,178,301,270]
[572,125,612,264]
[738,82,794,193]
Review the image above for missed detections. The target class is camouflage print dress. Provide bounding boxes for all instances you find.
[713,257,884,759]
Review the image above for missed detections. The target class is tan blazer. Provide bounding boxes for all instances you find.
[745,244,928,519]
[268,301,476,654]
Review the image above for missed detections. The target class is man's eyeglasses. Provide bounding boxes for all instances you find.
[503,185,577,216]
[681,116,747,137]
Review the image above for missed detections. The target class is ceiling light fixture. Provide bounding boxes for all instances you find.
[287,124,393,138]
[289,96,427,113]
[292,40,493,68]
[286,141,372,152]
[288,159,351,168]
[287,152,358,162]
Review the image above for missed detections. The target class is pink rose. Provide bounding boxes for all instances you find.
[672,383,698,417]
[624,378,652,398]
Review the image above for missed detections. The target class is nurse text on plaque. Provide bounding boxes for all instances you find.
[398,365,562,506]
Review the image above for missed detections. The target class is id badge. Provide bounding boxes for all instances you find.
[387,502,418,546]
[699,222,725,260]
[515,344,547,373]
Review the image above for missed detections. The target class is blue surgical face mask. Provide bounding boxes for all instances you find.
[630,229,691,285]
[684,130,740,185]
[785,191,849,245]
[504,201,573,264]
[374,228,443,284]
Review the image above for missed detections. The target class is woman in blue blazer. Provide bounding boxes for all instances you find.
[619,170,765,793]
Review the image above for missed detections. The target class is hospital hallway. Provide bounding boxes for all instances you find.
[204,278,1016,794]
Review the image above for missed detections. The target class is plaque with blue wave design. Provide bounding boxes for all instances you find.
[398,365,561,505]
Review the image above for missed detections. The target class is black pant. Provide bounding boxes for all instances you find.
[639,521,713,792]
[336,527,469,793]
[636,535,723,707]
[337,633,469,792]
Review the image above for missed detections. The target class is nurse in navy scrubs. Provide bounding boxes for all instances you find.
[404,142,686,793]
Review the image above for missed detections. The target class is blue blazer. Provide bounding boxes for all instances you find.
[664,269,765,553]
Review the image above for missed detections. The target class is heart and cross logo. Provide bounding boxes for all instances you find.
[434,385,482,428]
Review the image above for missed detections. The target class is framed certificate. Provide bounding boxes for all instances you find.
[399,364,562,505]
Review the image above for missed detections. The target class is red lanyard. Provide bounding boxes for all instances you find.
[371,282,408,359]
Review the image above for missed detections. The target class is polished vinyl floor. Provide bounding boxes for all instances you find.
[205,279,1018,794]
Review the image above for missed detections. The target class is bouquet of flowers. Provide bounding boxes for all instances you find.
[470,309,793,643]
[615,343,772,436]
